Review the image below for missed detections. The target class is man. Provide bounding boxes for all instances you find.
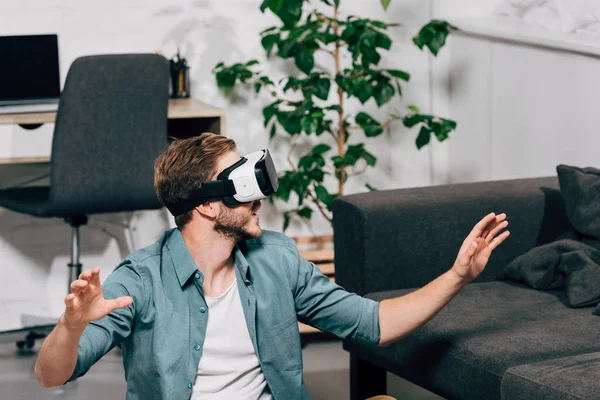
[34,132,509,399]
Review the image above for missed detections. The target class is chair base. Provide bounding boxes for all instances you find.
[0,314,57,348]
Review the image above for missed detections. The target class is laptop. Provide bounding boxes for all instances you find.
[0,34,61,114]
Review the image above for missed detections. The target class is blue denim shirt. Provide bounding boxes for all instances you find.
[68,228,380,399]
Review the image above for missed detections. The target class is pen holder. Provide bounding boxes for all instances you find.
[170,60,190,98]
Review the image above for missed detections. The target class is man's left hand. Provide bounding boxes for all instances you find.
[451,213,510,284]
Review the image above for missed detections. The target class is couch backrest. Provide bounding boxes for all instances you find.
[333,176,571,296]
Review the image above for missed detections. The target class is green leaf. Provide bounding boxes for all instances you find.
[278,39,299,58]
[246,59,259,66]
[295,51,315,74]
[387,69,410,81]
[362,149,377,166]
[297,206,313,219]
[261,33,280,54]
[310,109,325,119]
[298,154,315,170]
[315,185,334,209]
[375,32,392,50]
[277,111,303,134]
[262,103,279,127]
[262,0,303,27]
[354,77,374,104]
[403,113,432,128]
[413,20,457,56]
[254,82,262,93]
[395,80,402,97]
[312,144,331,155]
[416,126,431,149]
[301,116,318,135]
[283,212,291,232]
[332,155,345,169]
[213,62,224,70]
[326,105,343,113]
[366,183,377,191]
[345,144,364,166]
[381,0,392,10]
[260,26,279,35]
[313,78,331,100]
[408,105,420,113]
[356,112,384,137]
[373,82,395,107]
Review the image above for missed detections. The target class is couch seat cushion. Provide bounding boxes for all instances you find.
[345,281,600,400]
[502,352,600,400]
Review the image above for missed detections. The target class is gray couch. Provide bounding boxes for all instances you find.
[333,176,600,400]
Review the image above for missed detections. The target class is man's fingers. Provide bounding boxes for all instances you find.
[477,213,507,240]
[70,279,89,294]
[467,213,496,243]
[105,296,133,313]
[486,220,509,242]
[490,230,510,250]
[79,270,93,282]
[91,268,101,286]
[64,293,76,309]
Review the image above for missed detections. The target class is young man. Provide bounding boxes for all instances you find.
[34,132,509,399]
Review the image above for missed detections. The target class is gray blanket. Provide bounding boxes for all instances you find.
[498,165,600,314]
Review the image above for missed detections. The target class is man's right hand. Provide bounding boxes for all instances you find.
[62,268,133,330]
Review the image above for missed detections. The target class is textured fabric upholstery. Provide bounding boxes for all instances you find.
[502,352,600,400]
[333,176,571,296]
[0,54,169,217]
[347,282,600,400]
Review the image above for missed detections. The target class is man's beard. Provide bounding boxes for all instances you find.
[214,203,261,243]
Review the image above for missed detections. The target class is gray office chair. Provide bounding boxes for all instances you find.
[0,54,169,345]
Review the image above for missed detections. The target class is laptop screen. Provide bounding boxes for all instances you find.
[0,34,60,104]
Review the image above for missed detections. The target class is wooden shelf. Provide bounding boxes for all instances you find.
[0,156,50,165]
[315,262,334,276]
[0,98,225,126]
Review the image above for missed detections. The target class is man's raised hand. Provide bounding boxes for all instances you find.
[62,268,132,330]
[451,213,510,284]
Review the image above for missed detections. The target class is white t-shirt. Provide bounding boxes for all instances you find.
[191,279,272,399]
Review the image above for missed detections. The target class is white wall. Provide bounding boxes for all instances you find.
[447,18,600,184]
[0,0,499,331]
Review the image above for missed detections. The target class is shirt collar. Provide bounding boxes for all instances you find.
[166,228,252,287]
[166,228,200,287]
[234,244,251,284]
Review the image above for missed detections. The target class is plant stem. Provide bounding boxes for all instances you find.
[309,189,333,223]
[333,4,346,196]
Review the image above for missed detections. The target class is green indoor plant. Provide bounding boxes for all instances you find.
[214,0,457,231]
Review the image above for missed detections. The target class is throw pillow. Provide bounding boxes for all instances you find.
[556,164,600,239]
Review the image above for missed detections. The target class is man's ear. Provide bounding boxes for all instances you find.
[195,201,219,219]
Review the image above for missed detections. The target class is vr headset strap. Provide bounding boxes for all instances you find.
[166,180,236,216]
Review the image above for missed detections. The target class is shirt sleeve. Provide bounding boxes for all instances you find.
[290,243,381,346]
[67,260,146,382]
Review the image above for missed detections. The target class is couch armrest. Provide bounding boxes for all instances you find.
[333,176,570,296]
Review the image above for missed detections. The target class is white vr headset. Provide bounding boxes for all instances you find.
[166,149,279,216]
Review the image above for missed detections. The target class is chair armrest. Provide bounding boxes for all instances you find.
[333,176,570,296]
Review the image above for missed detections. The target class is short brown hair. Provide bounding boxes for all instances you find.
[154,132,236,228]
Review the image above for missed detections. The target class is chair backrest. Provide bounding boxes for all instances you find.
[49,54,169,215]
